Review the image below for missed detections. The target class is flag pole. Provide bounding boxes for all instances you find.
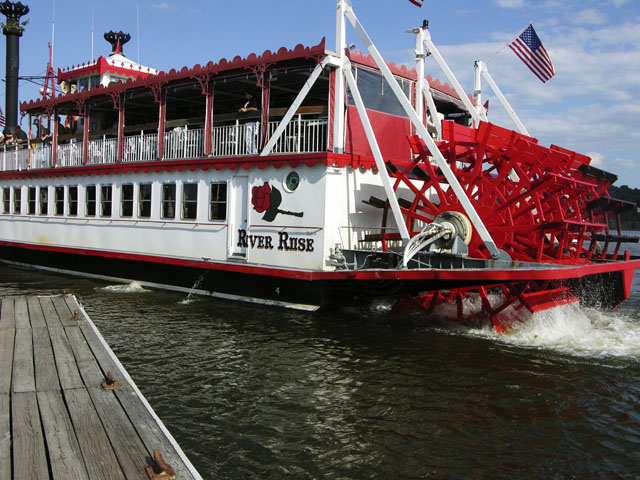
[485,23,530,64]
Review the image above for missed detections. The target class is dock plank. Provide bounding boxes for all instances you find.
[12,327,35,393]
[27,296,47,328]
[39,296,63,329]
[78,321,133,389]
[76,358,105,390]
[65,324,96,364]
[0,394,9,480]
[85,385,151,480]
[49,326,84,390]
[52,295,77,327]
[33,327,61,392]
[0,297,14,329]
[115,387,195,479]
[12,391,49,480]
[14,297,29,329]
[63,294,82,321]
[0,328,15,394]
[64,388,127,480]
[37,390,90,479]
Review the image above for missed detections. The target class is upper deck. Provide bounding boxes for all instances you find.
[1,38,466,174]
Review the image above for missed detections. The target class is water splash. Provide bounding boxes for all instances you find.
[178,295,200,305]
[467,303,640,359]
[179,271,209,305]
[98,281,148,293]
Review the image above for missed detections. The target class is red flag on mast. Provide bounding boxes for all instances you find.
[408,0,423,6]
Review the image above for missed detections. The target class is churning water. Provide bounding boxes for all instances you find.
[468,302,640,359]
[2,243,640,478]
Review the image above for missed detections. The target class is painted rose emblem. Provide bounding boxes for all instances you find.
[251,182,271,213]
[251,182,303,222]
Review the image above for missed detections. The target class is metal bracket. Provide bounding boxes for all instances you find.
[101,371,121,390]
[146,449,176,480]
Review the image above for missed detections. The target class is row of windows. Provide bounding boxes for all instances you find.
[2,182,228,222]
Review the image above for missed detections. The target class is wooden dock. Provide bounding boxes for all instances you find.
[0,294,202,480]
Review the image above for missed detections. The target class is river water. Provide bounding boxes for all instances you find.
[2,245,640,479]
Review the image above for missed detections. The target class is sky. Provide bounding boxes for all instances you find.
[1,0,639,187]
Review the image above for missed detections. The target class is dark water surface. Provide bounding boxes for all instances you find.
[2,262,640,479]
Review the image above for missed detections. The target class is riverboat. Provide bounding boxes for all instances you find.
[1,0,638,331]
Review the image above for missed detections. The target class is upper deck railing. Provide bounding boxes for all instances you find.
[0,114,328,172]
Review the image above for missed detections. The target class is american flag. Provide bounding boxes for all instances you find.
[408,0,423,6]
[509,24,555,83]
[0,107,5,129]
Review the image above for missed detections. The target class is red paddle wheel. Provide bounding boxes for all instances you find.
[378,120,637,331]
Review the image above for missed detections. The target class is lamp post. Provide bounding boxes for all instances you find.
[0,0,29,134]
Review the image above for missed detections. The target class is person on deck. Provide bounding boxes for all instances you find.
[14,125,28,145]
[34,118,51,142]
[239,90,258,113]
[3,133,16,146]
[239,91,259,154]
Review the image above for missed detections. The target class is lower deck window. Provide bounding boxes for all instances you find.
[13,187,21,214]
[121,184,133,217]
[27,187,36,215]
[39,187,48,215]
[68,186,78,216]
[2,187,9,214]
[86,185,96,216]
[139,184,151,218]
[182,183,198,220]
[101,185,112,217]
[162,183,176,219]
[209,183,227,221]
[54,186,64,216]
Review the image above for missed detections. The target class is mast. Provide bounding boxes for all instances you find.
[332,0,347,154]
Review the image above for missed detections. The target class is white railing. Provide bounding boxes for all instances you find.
[30,144,52,169]
[88,136,118,165]
[266,115,328,154]
[164,127,204,160]
[57,141,83,168]
[211,121,260,157]
[0,146,29,171]
[123,132,158,163]
[0,116,328,171]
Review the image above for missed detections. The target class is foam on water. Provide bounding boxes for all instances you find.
[98,281,148,293]
[178,295,200,305]
[467,303,640,359]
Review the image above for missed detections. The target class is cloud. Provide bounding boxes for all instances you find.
[492,0,525,8]
[587,152,604,168]
[149,2,170,10]
[571,9,607,25]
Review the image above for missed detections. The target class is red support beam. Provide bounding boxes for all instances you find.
[260,76,270,150]
[82,105,90,165]
[117,97,125,163]
[204,82,213,156]
[51,112,58,168]
[157,89,166,160]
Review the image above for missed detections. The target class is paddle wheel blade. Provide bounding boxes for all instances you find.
[392,281,580,333]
